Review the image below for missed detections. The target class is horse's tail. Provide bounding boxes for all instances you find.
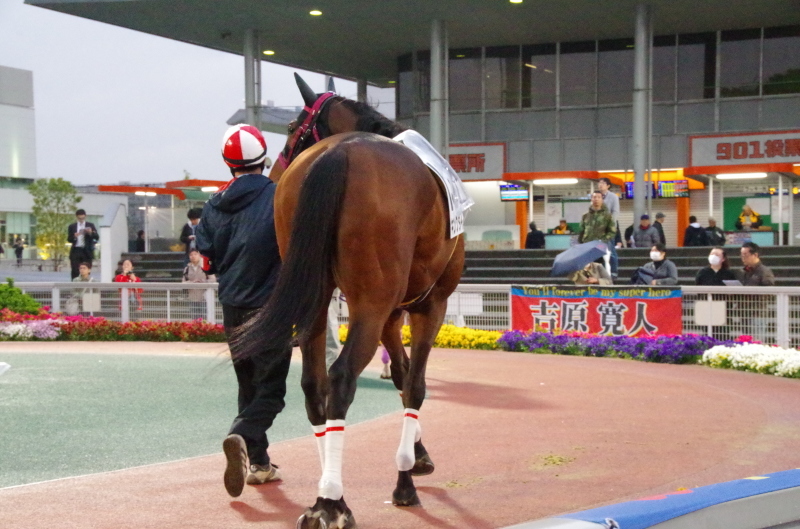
[235,145,348,356]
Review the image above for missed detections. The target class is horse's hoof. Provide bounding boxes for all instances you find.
[297,498,356,529]
[392,488,421,507]
[411,441,435,476]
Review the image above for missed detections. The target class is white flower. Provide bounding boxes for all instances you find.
[702,344,800,378]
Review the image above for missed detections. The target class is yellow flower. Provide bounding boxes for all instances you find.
[338,323,501,350]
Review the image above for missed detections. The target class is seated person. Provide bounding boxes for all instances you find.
[695,247,737,285]
[570,260,612,285]
[735,205,762,231]
[632,244,678,285]
[525,222,545,249]
[551,218,572,235]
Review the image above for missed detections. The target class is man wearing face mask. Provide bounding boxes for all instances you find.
[633,243,678,285]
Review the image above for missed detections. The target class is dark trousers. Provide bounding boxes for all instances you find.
[69,247,93,279]
[222,304,292,466]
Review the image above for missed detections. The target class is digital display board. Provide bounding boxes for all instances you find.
[657,180,689,198]
[623,182,656,199]
[499,184,529,201]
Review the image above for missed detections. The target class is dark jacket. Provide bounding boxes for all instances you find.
[706,226,725,246]
[195,174,281,308]
[525,230,545,249]
[684,225,710,247]
[736,261,776,286]
[180,222,197,255]
[695,266,737,286]
[634,259,678,285]
[67,222,99,252]
[631,225,660,248]
[624,225,634,247]
[653,220,666,245]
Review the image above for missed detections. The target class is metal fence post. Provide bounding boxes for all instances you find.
[166,289,171,322]
[121,288,130,323]
[776,293,789,348]
[707,293,713,337]
[51,287,60,313]
[205,288,216,324]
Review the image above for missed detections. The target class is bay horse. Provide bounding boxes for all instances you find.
[238,74,466,528]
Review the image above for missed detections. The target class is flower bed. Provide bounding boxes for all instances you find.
[339,324,502,351]
[702,343,800,378]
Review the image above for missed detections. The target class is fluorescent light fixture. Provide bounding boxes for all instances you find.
[309,9,322,15]
[533,178,579,185]
[138,206,146,210]
[524,63,537,69]
[134,191,146,196]
[201,186,219,192]
[145,191,157,196]
[263,50,275,55]
[716,172,768,180]
[510,0,523,3]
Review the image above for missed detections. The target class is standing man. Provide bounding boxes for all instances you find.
[706,218,726,246]
[578,191,616,247]
[67,209,99,280]
[180,208,202,265]
[525,222,545,249]
[631,214,660,248]
[653,212,667,245]
[597,178,619,277]
[196,124,290,497]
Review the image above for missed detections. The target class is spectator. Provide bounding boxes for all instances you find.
[706,218,726,246]
[135,230,146,252]
[180,208,203,265]
[695,247,737,285]
[67,209,99,280]
[525,222,545,249]
[13,238,24,267]
[633,243,678,285]
[597,177,620,277]
[631,214,660,248]
[737,242,775,286]
[114,258,143,311]
[67,261,96,315]
[182,248,216,320]
[570,260,613,286]
[653,212,666,245]
[684,215,710,246]
[577,191,616,246]
[551,218,572,235]
[735,205,762,231]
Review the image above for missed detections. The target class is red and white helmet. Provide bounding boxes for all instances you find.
[221,124,267,168]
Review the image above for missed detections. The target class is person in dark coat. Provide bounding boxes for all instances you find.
[134,230,146,252]
[180,208,202,264]
[684,216,710,246]
[653,212,667,245]
[195,124,288,497]
[705,218,726,247]
[525,222,545,249]
[695,247,736,285]
[67,209,99,280]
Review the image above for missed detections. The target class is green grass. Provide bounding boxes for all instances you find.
[0,353,401,488]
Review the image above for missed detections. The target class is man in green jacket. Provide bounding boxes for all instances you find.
[578,191,617,244]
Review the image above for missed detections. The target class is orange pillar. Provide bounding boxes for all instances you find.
[516,200,528,249]
[676,197,689,247]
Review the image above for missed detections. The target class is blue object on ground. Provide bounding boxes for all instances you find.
[550,240,608,277]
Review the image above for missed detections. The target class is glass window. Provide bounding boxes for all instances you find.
[397,53,413,117]
[449,48,482,111]
[720,28,761,97]
[763,26,800,95]
[560,41,597,107]
[653,35,676,102]
[677,32,716,100]
[598,38,634,105]
[522,43,556,108]
[415,51,430,113]
[485,45,520,109]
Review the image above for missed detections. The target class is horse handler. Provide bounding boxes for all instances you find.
[196,124,291,497]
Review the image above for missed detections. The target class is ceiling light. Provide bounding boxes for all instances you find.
[309,10,322,16]
[456,54,465,58]
[201,186,219,193]
[716,172,768,180]
[263,50,275,55]
[533,178,579,185]
[524,63,537,69]
[510,0,523,3]
[388,80,396,84]
[135,191,146,196]
[145,191,156,196]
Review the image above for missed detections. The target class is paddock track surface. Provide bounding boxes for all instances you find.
[0,342,798,529]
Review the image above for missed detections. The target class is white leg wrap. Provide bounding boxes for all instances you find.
[395,408,420,471]
[318,419,345,500]
[312,424,326,470]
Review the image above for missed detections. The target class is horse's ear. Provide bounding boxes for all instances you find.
[327,77,336,93]
[295,73,317,107]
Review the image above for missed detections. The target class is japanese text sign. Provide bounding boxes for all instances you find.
[510,285,682,336]
[690,130,800,167]
[448,143,505,181]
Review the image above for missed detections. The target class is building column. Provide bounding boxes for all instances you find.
[778,174,784,246]
[357,79,367,103]
[430,19,449,156]
[244,28,261,130]
[632,4,652,225]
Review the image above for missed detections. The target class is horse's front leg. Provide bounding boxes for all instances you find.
[392,297,447,507]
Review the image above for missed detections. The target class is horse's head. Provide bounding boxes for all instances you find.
[269,74,358,182]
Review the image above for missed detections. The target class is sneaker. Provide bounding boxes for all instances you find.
[222,434,248,497]
[246,462,282,485]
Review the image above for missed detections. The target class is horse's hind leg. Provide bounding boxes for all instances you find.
[380,309,408,392]
[392,298,447,507]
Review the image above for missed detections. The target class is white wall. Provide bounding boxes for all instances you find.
[0,66,37,178]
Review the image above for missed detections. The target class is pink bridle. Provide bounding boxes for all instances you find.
[277,92,338,169]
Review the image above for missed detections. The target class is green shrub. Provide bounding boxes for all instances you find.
[0,278,41,315]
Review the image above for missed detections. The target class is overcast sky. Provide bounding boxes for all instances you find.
[0,0,395,185]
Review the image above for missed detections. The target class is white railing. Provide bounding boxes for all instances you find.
[14,282,800,348]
